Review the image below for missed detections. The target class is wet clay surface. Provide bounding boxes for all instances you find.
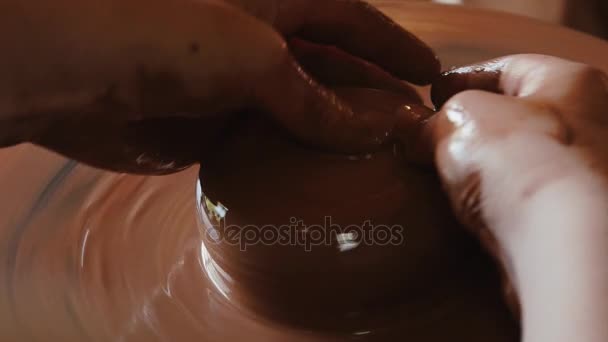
[197,88,519,338]
[0,87,518,341]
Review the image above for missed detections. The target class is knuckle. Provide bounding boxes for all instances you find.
[444,90,488,111]
[432,90,487,142]
[454,172,485,230]
[508,53,556,67]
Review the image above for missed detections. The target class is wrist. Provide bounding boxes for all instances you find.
[498,173,608,342]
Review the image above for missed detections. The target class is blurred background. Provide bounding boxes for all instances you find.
[369,0,608,39]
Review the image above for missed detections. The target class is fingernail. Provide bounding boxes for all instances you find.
[431,61,503,108]
[394,103,435,165]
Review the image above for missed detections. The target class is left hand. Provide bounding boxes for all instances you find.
[0,0,438,174]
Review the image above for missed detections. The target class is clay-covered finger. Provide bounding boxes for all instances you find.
[289,38,421,102]
[431,54,608,109]
[431,60,503,108]
[276,0,440,85]
[255,55,428,153]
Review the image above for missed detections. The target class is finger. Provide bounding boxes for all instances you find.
[289,38,421,102]
[406,87,572,168]
[255,55,427,153]
[421,86,584,322]
[431,54,608,108]
[276,0,440,85]
[332,87,434,159]
[431,59,503,108]
[419,90,571,259]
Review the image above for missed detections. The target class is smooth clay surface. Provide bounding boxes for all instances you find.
[198,88,518,338]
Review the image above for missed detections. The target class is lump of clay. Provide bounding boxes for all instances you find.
[197,88,462,331]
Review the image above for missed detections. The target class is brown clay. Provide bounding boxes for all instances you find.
[197,88,517,337]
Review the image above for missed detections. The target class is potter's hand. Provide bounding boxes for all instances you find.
[424,55,608,342]
[0,0,438,174]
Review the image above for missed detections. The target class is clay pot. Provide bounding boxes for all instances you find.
[196,88,460,331]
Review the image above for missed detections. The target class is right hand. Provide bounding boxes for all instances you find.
[0,0,438,174]
[419,54,608,342]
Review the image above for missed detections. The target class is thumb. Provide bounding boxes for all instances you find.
[422,89,569,233]
[254,53,424,154]
[417,89,571,316]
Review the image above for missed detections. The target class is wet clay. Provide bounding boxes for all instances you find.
[0,94,519,341]
[196,88,520,338]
